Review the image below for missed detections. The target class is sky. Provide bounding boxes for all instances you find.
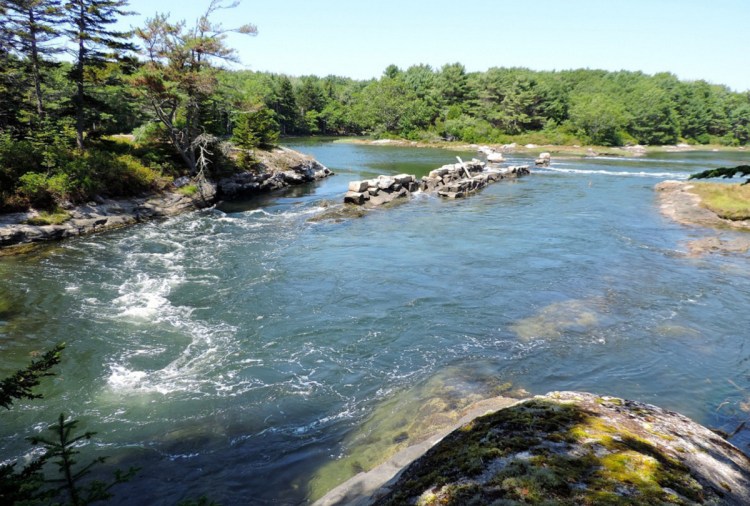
[120,0,750,91]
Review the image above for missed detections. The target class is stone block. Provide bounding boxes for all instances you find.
[344,191,367,205]
[393,174,414,184]
[377,177,395,190]
[348,180,369,192]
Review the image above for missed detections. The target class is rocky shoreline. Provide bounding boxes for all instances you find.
[0,147,332,254]
[317,392,750,505]
[655,180,750,256]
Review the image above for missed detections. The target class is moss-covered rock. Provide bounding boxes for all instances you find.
[350,392,750,505]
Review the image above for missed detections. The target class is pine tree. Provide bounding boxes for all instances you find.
[62,0,134,149]
[4,0,64,119]
[132,1,257,174]
[271,75,298,135]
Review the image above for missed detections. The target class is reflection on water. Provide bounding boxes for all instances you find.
[1,141,750,504]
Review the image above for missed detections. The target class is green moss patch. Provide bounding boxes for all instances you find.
[24,209,71,226]
[374,395,714,505]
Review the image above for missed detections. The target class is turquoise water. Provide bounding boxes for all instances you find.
[2,140,750,504]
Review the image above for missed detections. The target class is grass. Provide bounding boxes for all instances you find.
[177,184,199,196]
[25,209,71,226]
[691,182,750,220]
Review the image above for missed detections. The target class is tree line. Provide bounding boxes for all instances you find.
[2,0,750,214]
[231,63,750,147]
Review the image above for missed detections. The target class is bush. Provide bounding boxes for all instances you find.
[443,116,501,143]
[132,122,168,147]
[18,172,72,208]
[61,150,164,199]
[177,184,198,196]
[0,136,42,191]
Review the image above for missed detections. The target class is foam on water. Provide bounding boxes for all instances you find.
[112,273,183,320]
[97,205,325,399]
[540,166,689,179]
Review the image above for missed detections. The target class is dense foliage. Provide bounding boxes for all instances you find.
[223,64,750,148]
[1,0,750,213]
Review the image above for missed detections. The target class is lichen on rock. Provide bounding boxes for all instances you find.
[367,392,750,505]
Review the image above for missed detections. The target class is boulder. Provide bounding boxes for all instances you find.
[487,152,504,163]
[348,180,369,193]
[344,191,368,205]
[282,170,305,184]
[365,392,750,506]
[429,167,451,178]
[377,177,395,190]
[393,174,414,185]
[173,176,191,188]
[535,152,551,167]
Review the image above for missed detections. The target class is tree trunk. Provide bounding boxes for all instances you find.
[27,9,45,119]
[74,4,85,150]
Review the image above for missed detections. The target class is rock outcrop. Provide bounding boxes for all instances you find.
[0,179,217,252]
[217,147,331,198]
[343,174,418,207]
[0,147,332,252]
[343,160,530,208]
[319,392,750,506]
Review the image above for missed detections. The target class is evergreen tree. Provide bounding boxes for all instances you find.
[272,76,299,135]
[132,1,256,174]
[62,0,134,149]
[4,0,64,119]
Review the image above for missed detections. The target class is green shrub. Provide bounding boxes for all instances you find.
[18,172,72,208]
[62,151,163,199]
[132,122,168,147]
[177,184,198,196]
[0,135,42,191]
[443,116,501,143]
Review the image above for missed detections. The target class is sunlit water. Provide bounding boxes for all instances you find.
[2,140,750,504]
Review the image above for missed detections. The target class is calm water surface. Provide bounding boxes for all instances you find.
[1,140,750,504]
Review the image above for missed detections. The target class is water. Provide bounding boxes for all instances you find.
[2,140,750,504]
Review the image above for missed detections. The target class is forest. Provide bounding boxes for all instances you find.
[2,0,750,214]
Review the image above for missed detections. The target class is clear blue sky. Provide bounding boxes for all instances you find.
[120,0,750,91]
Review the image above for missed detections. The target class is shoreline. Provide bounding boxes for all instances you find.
[332,136,749,157]
[0,147,332,255]
[655,180,750,256]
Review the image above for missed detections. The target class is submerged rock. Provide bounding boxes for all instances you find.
[319,392,750,505]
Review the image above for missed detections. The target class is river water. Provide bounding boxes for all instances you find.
[1,140,750,504]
